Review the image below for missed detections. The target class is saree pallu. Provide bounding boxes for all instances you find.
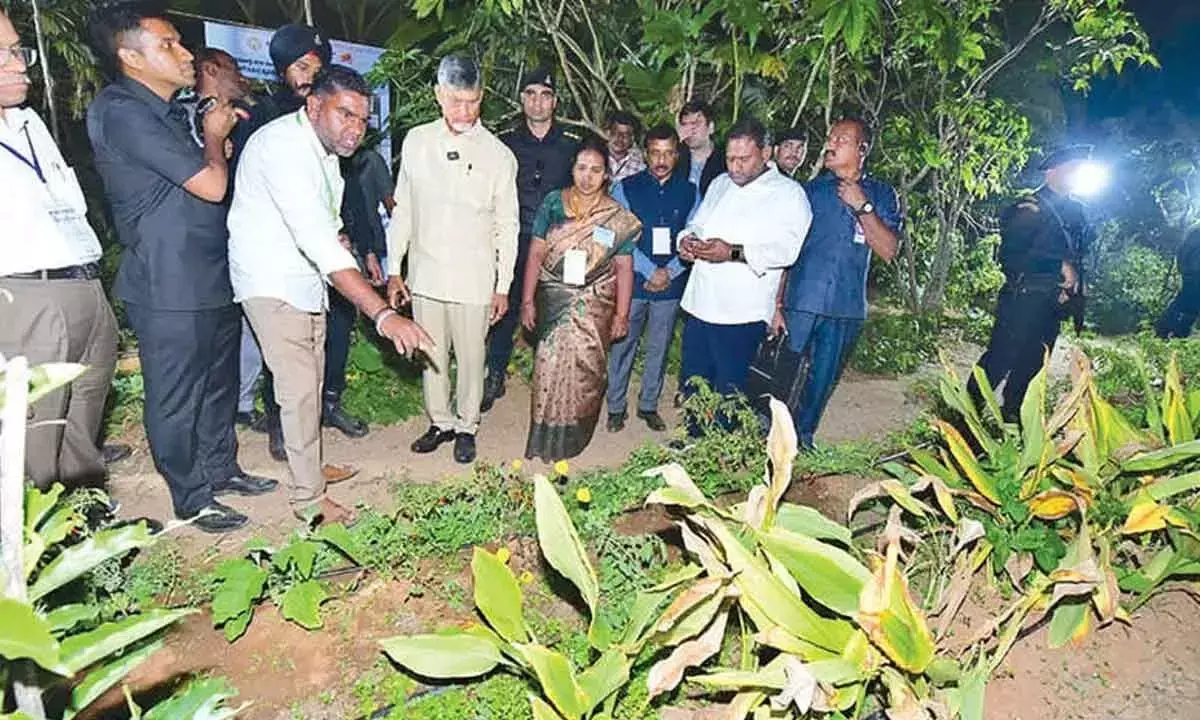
[525,203,640,461]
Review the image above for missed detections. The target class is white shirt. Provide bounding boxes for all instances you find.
[0,107,102,275]
[680,168,812,325]
[228,110,357,313]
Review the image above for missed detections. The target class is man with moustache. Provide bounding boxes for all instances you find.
[779,118,902,449]
[484,67,582,412]
[0,8,119,491]
[677,117,811,424]
[87,2,277,533]
[606,110,645,183]
[229,65,432,523]
[605,124,699,432]
[387,55,519,464]
[774,127,808,179]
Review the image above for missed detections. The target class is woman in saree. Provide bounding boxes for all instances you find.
[521,140,643,461]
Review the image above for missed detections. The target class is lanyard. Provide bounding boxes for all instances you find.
[0,123,45,184]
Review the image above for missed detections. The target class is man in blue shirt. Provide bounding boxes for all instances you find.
[780,118,902,449]
[606,124,699,432]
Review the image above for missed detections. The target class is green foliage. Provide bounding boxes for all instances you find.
[342,328,427,425]
[104,370,144,437]
[1081,333,1200,427]
[850,312,943,375]
[1088,243,1176,335]
[209,523,367,641]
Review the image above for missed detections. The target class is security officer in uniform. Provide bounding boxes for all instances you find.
[483,67,582,410]
[969,146,1094,421]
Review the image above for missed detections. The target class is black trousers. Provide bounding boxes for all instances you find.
[1156,276,1200,339]
[485,234,531,380]
[125,303,241,517]
[969,285,1061,420]
[323,289,357,400]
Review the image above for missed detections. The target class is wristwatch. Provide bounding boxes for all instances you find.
[853,201,875,217]
[730,244,746,263]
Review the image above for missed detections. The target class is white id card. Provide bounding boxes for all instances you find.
[563,249,587,286]
[652,227,672,255]
[853,220,866,244]
[593,225,615,249]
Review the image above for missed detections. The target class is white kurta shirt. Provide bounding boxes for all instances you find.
[0,108,102,275]
[227,109,358,313]
[680,168,812,325]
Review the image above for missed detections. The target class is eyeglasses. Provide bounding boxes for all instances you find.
[0,47,37,67]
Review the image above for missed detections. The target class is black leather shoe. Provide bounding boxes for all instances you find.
[266,412,286,462]
[480,374,506,414]
[102,443,132,465]
[411,426,456,454]
[637,410,668,432]
[183,501,249,534]
[606,412,626,432]
[322,400,369,438]
[214,473,279,497]
[454,433,477,464]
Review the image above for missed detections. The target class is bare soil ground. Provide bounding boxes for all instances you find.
[97,344,1200,719]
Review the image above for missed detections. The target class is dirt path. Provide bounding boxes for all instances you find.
[105,362,932,550]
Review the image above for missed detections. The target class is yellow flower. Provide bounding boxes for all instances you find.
[511,459,524,472]
[554,460,570,476]
[576,487,592,504]
[496,547,512,564]
[519,570,534,585]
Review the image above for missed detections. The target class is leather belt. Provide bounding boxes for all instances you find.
[3,262,102,281]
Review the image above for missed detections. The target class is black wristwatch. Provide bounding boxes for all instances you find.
[730,244,746,263]
[853,201,875,217]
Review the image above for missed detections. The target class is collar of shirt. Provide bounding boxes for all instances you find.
[115,75,174,120]
[436,117,482,140]
[295,109,342,221]
[513,120,564,145]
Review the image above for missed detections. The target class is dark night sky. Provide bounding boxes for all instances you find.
[1086,0,1200,120]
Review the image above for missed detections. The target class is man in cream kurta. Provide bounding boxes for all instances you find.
[387,55,519,464]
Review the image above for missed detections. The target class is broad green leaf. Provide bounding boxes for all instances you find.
[210,558,268,628]
[775,503,853,545]
[956,667,989,720]
[45,603,101,634]
[0,597,68,674]
[63,638,163,720]
[279,580,328,630]
[690,667,787,690]
[528,694,566,720]
[534,476,599,613]
[513,643,587,720]
[25,505,85,578]
[879,479,933,518]
[577,650,631,715]
[24,483,64,533]
[142,677,247,720]
[1146,471,1200,502]
[60,608,193,674]
[272,540,321,578]
[1162,356,1195,445]
[937,420,1000,504]
[698,517,853,654]
[858,548,936,673]
[757,527,871,617]
[380,631,504,678]
[1047,599,1091,648]
[312,522,368,566]
[472,547,529,643]
[618,588,672,648]
[29,521,156,601]
[222,611,253,643]
[1122,440,1200,474]
[1019,368,1049,472]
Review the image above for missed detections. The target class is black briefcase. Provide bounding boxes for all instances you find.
[745,331,809,418]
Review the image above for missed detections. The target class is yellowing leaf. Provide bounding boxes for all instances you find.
[1123,499,1171,534]
[857,542,936,674]
[1027,490,1081,521]
[647,609,728,698]
[936,420,1000,504]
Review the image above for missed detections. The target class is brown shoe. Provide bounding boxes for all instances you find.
[322,463,359,485]
[294,497,355,526]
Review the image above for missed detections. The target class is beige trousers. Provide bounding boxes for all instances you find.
[0,277,118,489]
[412,295,490,435]
[242,297,326,508]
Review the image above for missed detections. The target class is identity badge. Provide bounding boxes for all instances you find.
[652,227,672,255]
[563,249,587,286]
[853,220,866,244]
[593,225,615,249]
